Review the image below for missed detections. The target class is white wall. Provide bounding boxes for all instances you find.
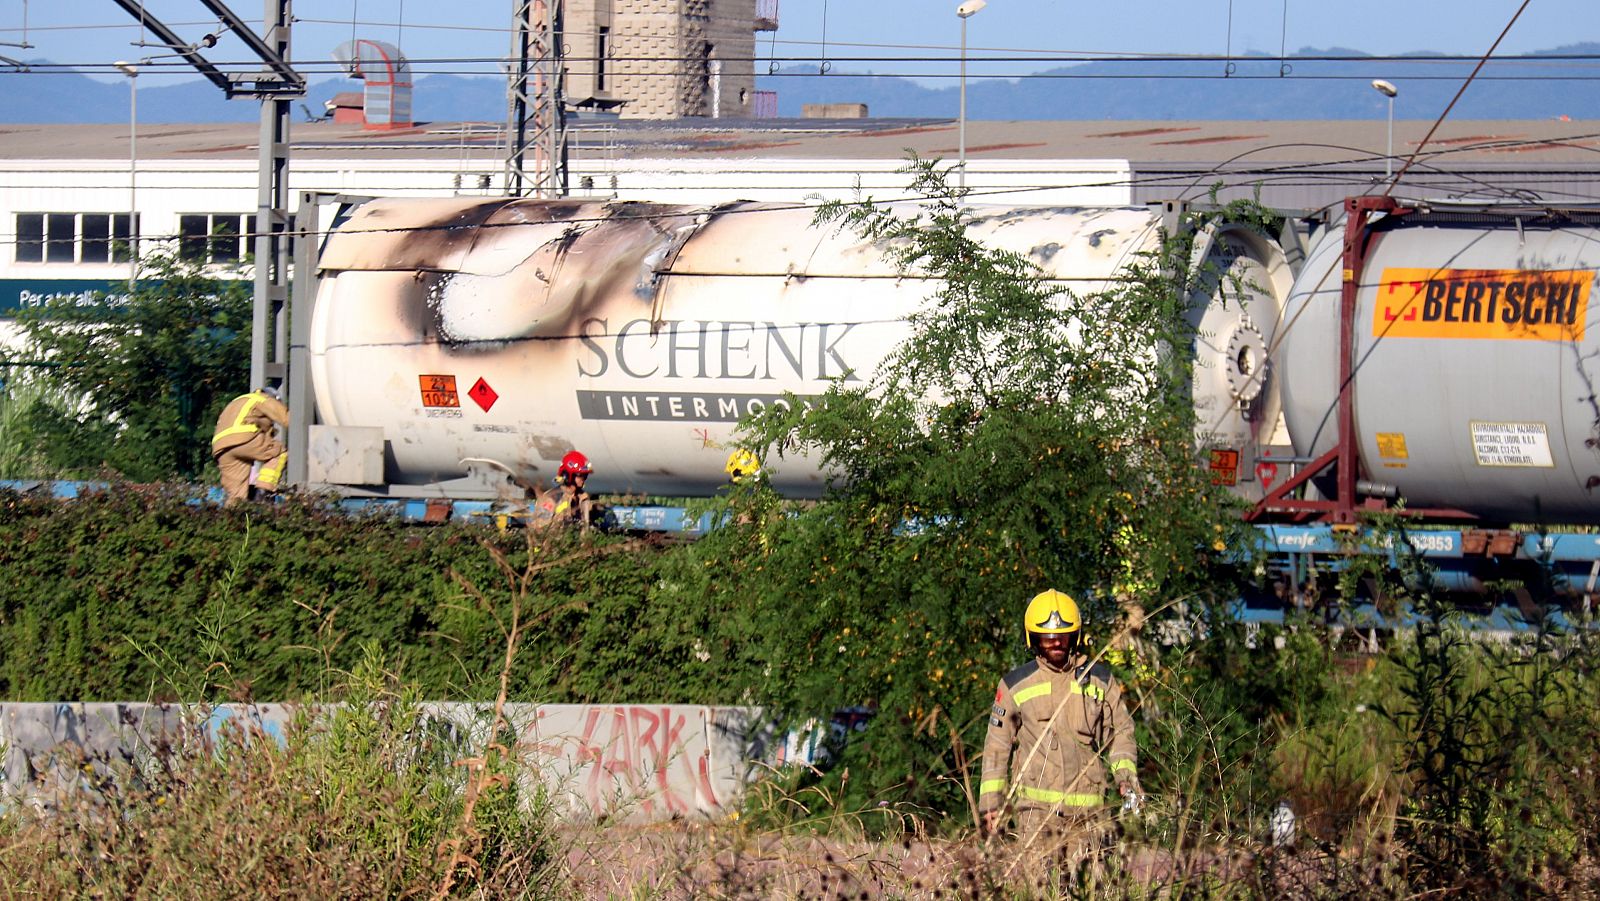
[0,155,1136,287]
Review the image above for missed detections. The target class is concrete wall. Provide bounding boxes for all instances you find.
[0,702,784,822]
[563,0,615,106]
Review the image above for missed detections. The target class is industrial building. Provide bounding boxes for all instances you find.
[1,115,1597,319]
[562,0,777,118]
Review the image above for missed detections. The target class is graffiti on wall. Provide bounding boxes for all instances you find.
[0,702,766,823]
[533,705,726,820]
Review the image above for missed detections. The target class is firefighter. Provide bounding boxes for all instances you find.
[978,589,1140,866]
[534,449,595,526]
[211,387,289,506]
[724,448,762,484]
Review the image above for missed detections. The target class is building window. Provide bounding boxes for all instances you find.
[45,213,75,263]
[14,212,138,264]
[596,27,609,91]
[80,214,137,263]
[16,213,43,262]
[180,213,248,264]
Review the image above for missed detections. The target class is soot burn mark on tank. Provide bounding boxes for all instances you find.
[500,198,592,224]
[528,435,574,462]
[383,198,511,269]
[1088,229,1117,248]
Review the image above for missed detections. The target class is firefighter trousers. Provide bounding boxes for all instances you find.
[1013,808,1114,888]
[216,432,286,506]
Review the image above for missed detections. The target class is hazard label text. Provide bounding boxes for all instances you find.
[1207,448,1239,486]
[1470,421,1554,468]
[419,374,460,408]
[1376,432,1409,459]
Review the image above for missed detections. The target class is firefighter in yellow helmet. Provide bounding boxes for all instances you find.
[724,448,761,483]
[978,589,1140,864]
[211,386,289,507]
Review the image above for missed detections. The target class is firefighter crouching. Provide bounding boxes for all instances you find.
[979,589,1141,864]
[211,387,289,507]
[533,450,596,526]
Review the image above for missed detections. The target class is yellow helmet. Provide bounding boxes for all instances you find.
[1025,589,1082,656]
[725,448,761,482]
[1025,589,1082,636]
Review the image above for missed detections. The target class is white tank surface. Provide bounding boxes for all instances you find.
[309,196,1290,497]
[1277,205,1600,523]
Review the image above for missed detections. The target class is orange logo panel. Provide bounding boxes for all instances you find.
[1373,268,1592,341]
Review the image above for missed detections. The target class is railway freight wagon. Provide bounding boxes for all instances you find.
[1268,199,1600,526]
[303,196,1294,501]
[1240,197,1600,607]
[299,194,1600,608]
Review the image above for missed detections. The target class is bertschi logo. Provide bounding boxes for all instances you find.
[1374,268,1594,341]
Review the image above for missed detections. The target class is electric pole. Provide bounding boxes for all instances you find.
[506,0,568,197]
[107,0,305,395]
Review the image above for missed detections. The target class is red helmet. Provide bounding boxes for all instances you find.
[558,450,593,480]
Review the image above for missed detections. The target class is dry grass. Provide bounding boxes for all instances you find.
[0,701,563,900]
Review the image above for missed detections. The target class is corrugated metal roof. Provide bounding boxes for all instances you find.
[3,118,1595,209]
[1,118,1596,166]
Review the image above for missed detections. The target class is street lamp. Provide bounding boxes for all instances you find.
[114,60,139,286]
[956,0,986,194]
[1371,79,1398,180]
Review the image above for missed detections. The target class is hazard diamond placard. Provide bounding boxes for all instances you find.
[468,377,498,412]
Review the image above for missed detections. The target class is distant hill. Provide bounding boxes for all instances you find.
[0,66,508,124]
[755,44,1600,121]
[3,44,1597,123]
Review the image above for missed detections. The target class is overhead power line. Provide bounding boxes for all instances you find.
[1386,0,1535,196]
[15,56,1600,82]
[16,50,1600,68]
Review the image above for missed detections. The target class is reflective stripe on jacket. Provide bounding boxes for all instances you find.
[978,654,1137,815]
[211,391,289,454]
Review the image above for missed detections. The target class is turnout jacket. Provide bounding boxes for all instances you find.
[534,485,593,524]
[979,654,1137,814]
[211,391,289,455]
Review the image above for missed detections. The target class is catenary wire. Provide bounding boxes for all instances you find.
[1385,0,1535,197]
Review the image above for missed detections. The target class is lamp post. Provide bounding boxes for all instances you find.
[1371,79,1397,180]
[956,0,986,194]
[114,60,139,286]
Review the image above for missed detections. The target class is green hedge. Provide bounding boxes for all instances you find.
[0,486,723,704]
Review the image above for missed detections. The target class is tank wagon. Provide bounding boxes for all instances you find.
[1248,196,1600,607]
[301,196,1291,501]
[1265,197,1600,525]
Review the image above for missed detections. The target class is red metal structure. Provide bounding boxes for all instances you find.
[1246,195,1462,525]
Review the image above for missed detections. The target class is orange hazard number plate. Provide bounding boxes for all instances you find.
[419,374,460,408]
[1208,449,1240,486]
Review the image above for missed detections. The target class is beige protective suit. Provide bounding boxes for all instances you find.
[979,653,1139,861]
[533,484,593,527]
[211,390,289,506]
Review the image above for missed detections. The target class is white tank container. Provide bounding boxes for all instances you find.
[309,197,1290,497]
[1277,207,1600,523]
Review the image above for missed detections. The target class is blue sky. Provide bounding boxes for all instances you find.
[3,0,1594,86]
